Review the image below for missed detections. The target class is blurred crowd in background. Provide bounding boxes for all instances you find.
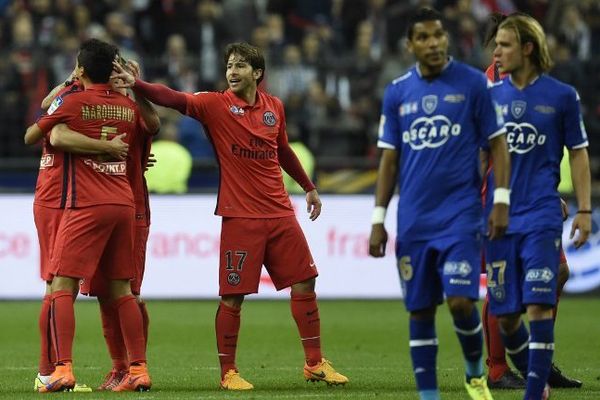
[1,0,600,182]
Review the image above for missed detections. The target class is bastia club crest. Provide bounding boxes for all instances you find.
[511,100,527,119]
[422,95,438,115]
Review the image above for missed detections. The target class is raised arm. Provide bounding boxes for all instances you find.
[126,60,161,134]
[50,124,129,160]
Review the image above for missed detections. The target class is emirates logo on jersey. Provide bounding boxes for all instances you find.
[263,111,277,126]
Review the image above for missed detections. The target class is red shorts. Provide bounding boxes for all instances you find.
[219,216,318,296]
[51,205,135,281]
[81,225,149,297]
[33,205,64,281]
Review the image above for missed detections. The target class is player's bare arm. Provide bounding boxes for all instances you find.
[479,148,489,178]
[369,148,398,258]
[125,60,161,134]
[24,123,44,145]
[306,189,321,221]
[41,68,78,110]
[488,134,510,239]
[50,124,129,160]
[568,147,592,248]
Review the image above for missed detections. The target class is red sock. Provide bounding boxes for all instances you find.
[99,301,128,371]
[39,295,55,375]
[115,295,146,364]
[290,292,322,367]
[50,290,75,364]
[138,301,150,350]
[483,296,509,380]
[215,302,240,378]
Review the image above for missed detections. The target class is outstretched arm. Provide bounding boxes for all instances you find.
[112,61,187,114]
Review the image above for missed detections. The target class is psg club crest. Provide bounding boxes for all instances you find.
[511,100,527,119]
[263,111,277,126]
[227,272,240,286]
[421,95,438,115]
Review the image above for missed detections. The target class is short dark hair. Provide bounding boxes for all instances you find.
[77,39,118,83]
[406,7,445,40]
[223,42,265,84]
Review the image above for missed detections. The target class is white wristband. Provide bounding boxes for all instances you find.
[493,188,511,205]
[371,206,387,224]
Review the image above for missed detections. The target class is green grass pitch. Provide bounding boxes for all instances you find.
[0,298,598,399]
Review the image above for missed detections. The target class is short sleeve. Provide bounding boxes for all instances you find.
[562,88,589,149]
[185,91,213,123]
[36,94,78,133]
[474,75,505,142]
[377,84,401,149]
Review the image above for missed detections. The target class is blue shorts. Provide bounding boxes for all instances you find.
[396,234,481,312]
[485,230,560,315]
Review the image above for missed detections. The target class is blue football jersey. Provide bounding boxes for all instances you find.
[378,60,505,241]
[485,75,588,233]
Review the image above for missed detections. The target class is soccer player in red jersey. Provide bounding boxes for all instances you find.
[78,59,159,390]
[24,39,151,392]
[25,76,128,392]
[113,42,348,390]
[481,12,582,390]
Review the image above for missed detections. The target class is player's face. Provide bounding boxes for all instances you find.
[493,28,523,74]
[226,53,261,96]
[407,20,449,73]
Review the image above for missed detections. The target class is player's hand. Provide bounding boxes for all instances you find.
[570,212,591,248]
[488,203,508,240]
[369,224,388,257]
[560,198,569,221]
[306,189,321,221]
[106,133,129,160]
[126,60,142,79]
[111,61,135,88]
[145,153,156,171]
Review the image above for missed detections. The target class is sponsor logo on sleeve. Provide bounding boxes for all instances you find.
[47,97,63,115]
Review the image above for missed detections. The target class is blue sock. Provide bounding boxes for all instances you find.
[501,320,529,378]
[525,319,554,400]
[409,319,439,399]
[453,307,484,380]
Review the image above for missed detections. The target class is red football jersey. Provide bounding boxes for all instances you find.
[34,83,84,208]
[36,83,142,208]
[185,89,294,218]
[127,122,153,226]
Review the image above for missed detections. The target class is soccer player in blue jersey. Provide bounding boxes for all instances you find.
[484,12,591,400]
[368,7,510,400]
